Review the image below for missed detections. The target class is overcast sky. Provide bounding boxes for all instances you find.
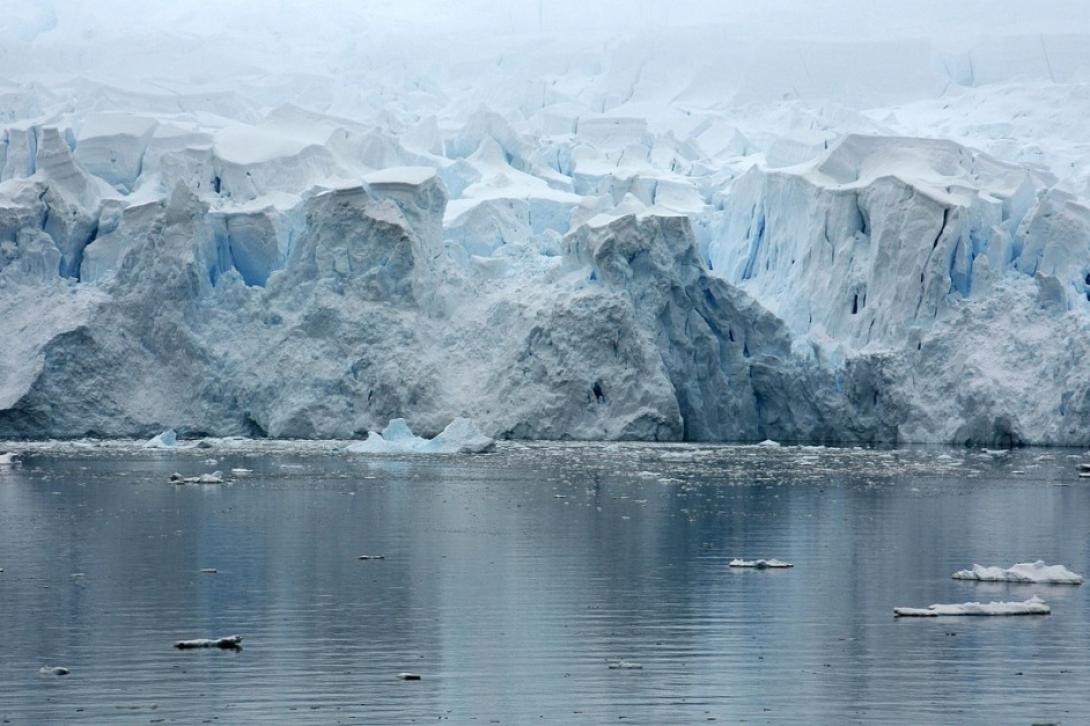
[5,0,1088,42]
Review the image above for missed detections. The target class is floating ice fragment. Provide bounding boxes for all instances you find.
[346,417,494,454]
[39,666,69,676]
[169,471,225,485]
[952,561,1083,585]
[174,635,242,650]
[0,452,20,465]
[729,558,794,569]
[397,672,421,680]
[143,430,177,448]
[894,596,1050,617]
[357,555,385,560]
[608,660,643,670]
[231,468,252,475]
[199,568,218,574]
[757,440,781,447]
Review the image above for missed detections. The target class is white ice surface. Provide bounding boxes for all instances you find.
[2,3,1090,444]
[894,595,1051,617]
[952,561,1084,585]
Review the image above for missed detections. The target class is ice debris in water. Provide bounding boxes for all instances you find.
[894,596,1051,617]
[608,660,643,670]
[169,471,225,485]
[346,418,495,455]
[729,558,794,569]
[756,440,781,447]
[397,672,421,680]
[358,555,385,560]
[143,429,178,448]
[39,666,69,676]
[174,635,242,650]
[0,452,19,465]
[952,561,1083,585]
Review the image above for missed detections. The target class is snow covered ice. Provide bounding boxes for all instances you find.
[2,1,1090,445]
[894,596,1052,617]
[952,561,1084,585]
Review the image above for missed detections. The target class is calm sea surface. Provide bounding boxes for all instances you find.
[1,441,1088,724]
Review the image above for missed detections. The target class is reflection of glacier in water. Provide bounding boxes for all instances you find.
[0,442,1088,723]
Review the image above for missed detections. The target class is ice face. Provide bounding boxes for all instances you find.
[1,3,1090,444]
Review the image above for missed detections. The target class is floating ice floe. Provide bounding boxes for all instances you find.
[729,558,794,569]
[39,666,69,676]
[894,595,1051,617]
[608,660,643,670]
[174,635,242,650]
[357,555,385,560]
[756,440,781,448]
[346,418,494,455]
[143,429,178,448]
[169,471,225,485]
[397,672,421,680]
[952,561,1083,585]
[0,452,19,465]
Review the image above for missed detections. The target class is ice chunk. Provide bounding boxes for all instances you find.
[143,429,178,448]
[174,635,242,650]
[169,471,224,485]
[346,418,494,455]
[0,452,19,465]
[894,596,1051,617]
[952,561,1083,585]
[39,666,69,676]
[729,558,794,569]
[607,660,643,670]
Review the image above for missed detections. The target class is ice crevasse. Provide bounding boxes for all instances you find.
[3,111,1090,445]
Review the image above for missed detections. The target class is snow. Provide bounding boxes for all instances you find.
[952,561,1084,585]
[894,596,1051,617]
[346,418,495,455]
[1,3,1090,444]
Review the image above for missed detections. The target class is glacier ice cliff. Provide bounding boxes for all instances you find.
[3,5,1090,445]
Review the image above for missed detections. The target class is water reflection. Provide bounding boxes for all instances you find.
[0,444,1087,723]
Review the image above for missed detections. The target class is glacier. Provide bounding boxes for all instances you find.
[2,1,1090,445]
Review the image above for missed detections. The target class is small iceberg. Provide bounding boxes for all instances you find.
[952,561,1083,585]
[607,660,643,670]
[346,418,495,455]
[729,558,793,569]
[39,666,69,676]
[0,452,19,465]
[174,635,242,650]
[756,439,781,448]
[144,429,178,448]
[894,595,1051,617]
[169,471,225,485]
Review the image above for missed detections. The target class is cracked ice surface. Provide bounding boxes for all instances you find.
[2,2,1090,444]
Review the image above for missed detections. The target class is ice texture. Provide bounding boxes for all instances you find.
[2,3,1090,444]
[143,429,177,448]
[894,596,1051,617]
[346,418,495,455]
[951,561,1084,585]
